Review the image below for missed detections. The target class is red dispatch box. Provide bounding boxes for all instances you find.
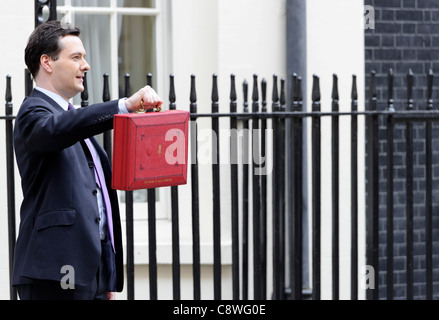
[112,110,190,191]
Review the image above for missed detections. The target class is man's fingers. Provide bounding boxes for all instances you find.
[140,86,163,108]
[126,85,163,112]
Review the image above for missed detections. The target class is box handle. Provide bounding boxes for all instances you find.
[136,99,162,114]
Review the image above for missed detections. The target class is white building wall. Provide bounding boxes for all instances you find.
[0,0,34,300]
[306,0,366,300]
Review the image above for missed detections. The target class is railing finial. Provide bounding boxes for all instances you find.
[169,74,176,110]
[190,74,197,113]
[102,73,110,102]
[387,69,394,112]
[81,72,88,108]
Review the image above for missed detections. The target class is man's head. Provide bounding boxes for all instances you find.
[25,20,90,100]
[25,20,81,78]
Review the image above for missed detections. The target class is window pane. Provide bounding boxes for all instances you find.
[118,14,156,96]
[71,0,110,7]
[57,0,111,6]
[71,14,112,105]
[118,189,159,204]
[119,0,155,8]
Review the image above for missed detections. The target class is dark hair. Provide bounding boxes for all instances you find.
[25,20,81,78]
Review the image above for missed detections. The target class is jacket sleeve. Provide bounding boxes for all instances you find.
[15,97,119,153]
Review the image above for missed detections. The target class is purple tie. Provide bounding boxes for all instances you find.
[68,103,115,252]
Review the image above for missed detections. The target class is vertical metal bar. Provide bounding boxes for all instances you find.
[331,74,340,300]
[230,74,240,300]
[296,76,304,300]
[5,75,17,300]
[271,75,283,300]
[405,71,414,301]
[311,75,321,300]
[296,76,306,299]
[260,78,268,299]
[291,74,303,300]
[350,75,358,300]
[34,0,57,27]
[146,74,157,300]
[279,78,287,299]
[147,187,158,300]
[425,69,434,300]
[211,74,222,300]
[25,69,33,97]
[102,73,112,161]
[123,73,135,301]
[145,73,155,113]
[288,74,296,300]
[125,190,134,300]
[242,79,250,300]
[251,74,262,299]
[81,72,89,108]
[190,74,201,300]
[169,74,181,300]
[366,71,379,300]
[386,69,395,300]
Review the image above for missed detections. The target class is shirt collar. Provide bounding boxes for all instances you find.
[34,87,71,111]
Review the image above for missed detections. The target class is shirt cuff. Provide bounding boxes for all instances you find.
[118,98,130,114]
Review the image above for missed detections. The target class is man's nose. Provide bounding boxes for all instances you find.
[82,59,90,71]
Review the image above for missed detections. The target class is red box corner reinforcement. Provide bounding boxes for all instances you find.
[112,110,190,191]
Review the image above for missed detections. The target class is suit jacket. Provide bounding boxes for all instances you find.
[12,89,124,292]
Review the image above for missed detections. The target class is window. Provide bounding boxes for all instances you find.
[56,0,172,221]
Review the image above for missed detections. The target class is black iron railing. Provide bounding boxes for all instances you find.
[3,67,439,300]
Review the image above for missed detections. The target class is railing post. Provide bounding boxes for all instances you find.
[405,68,414,301]
[145,73,158,300]
[25,69,33,97]
[271,74,284,300]
[190,74,201,300]
[230,74,240,300]
[241,79,250,300]
[366,71,379,300]
[81,72,89,108]
[34,0,57,27]
[291,73,303,300]
[5,75,17,300]
[251,74,262,299]
[279,77,287,299]
[350,74,359,300]
[102,73,112,161]
[311,74,321,300]
[425,69,434,300]
[331,74,340,300]
[386,69,395,300]
[260,78,268,299]
[123,73,135,301]
[211,74,221,300]
[169,74,181,300]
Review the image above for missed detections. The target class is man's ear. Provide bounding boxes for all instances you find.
[40,54,53,74]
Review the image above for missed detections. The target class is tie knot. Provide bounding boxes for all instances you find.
[68,103,75,110]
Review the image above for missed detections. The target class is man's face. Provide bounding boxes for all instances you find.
[50,35,90,100]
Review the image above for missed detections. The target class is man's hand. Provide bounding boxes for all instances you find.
[125,85,163,112]
[107,291,116,300]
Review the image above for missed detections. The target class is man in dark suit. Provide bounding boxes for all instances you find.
[12,20,163,300]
